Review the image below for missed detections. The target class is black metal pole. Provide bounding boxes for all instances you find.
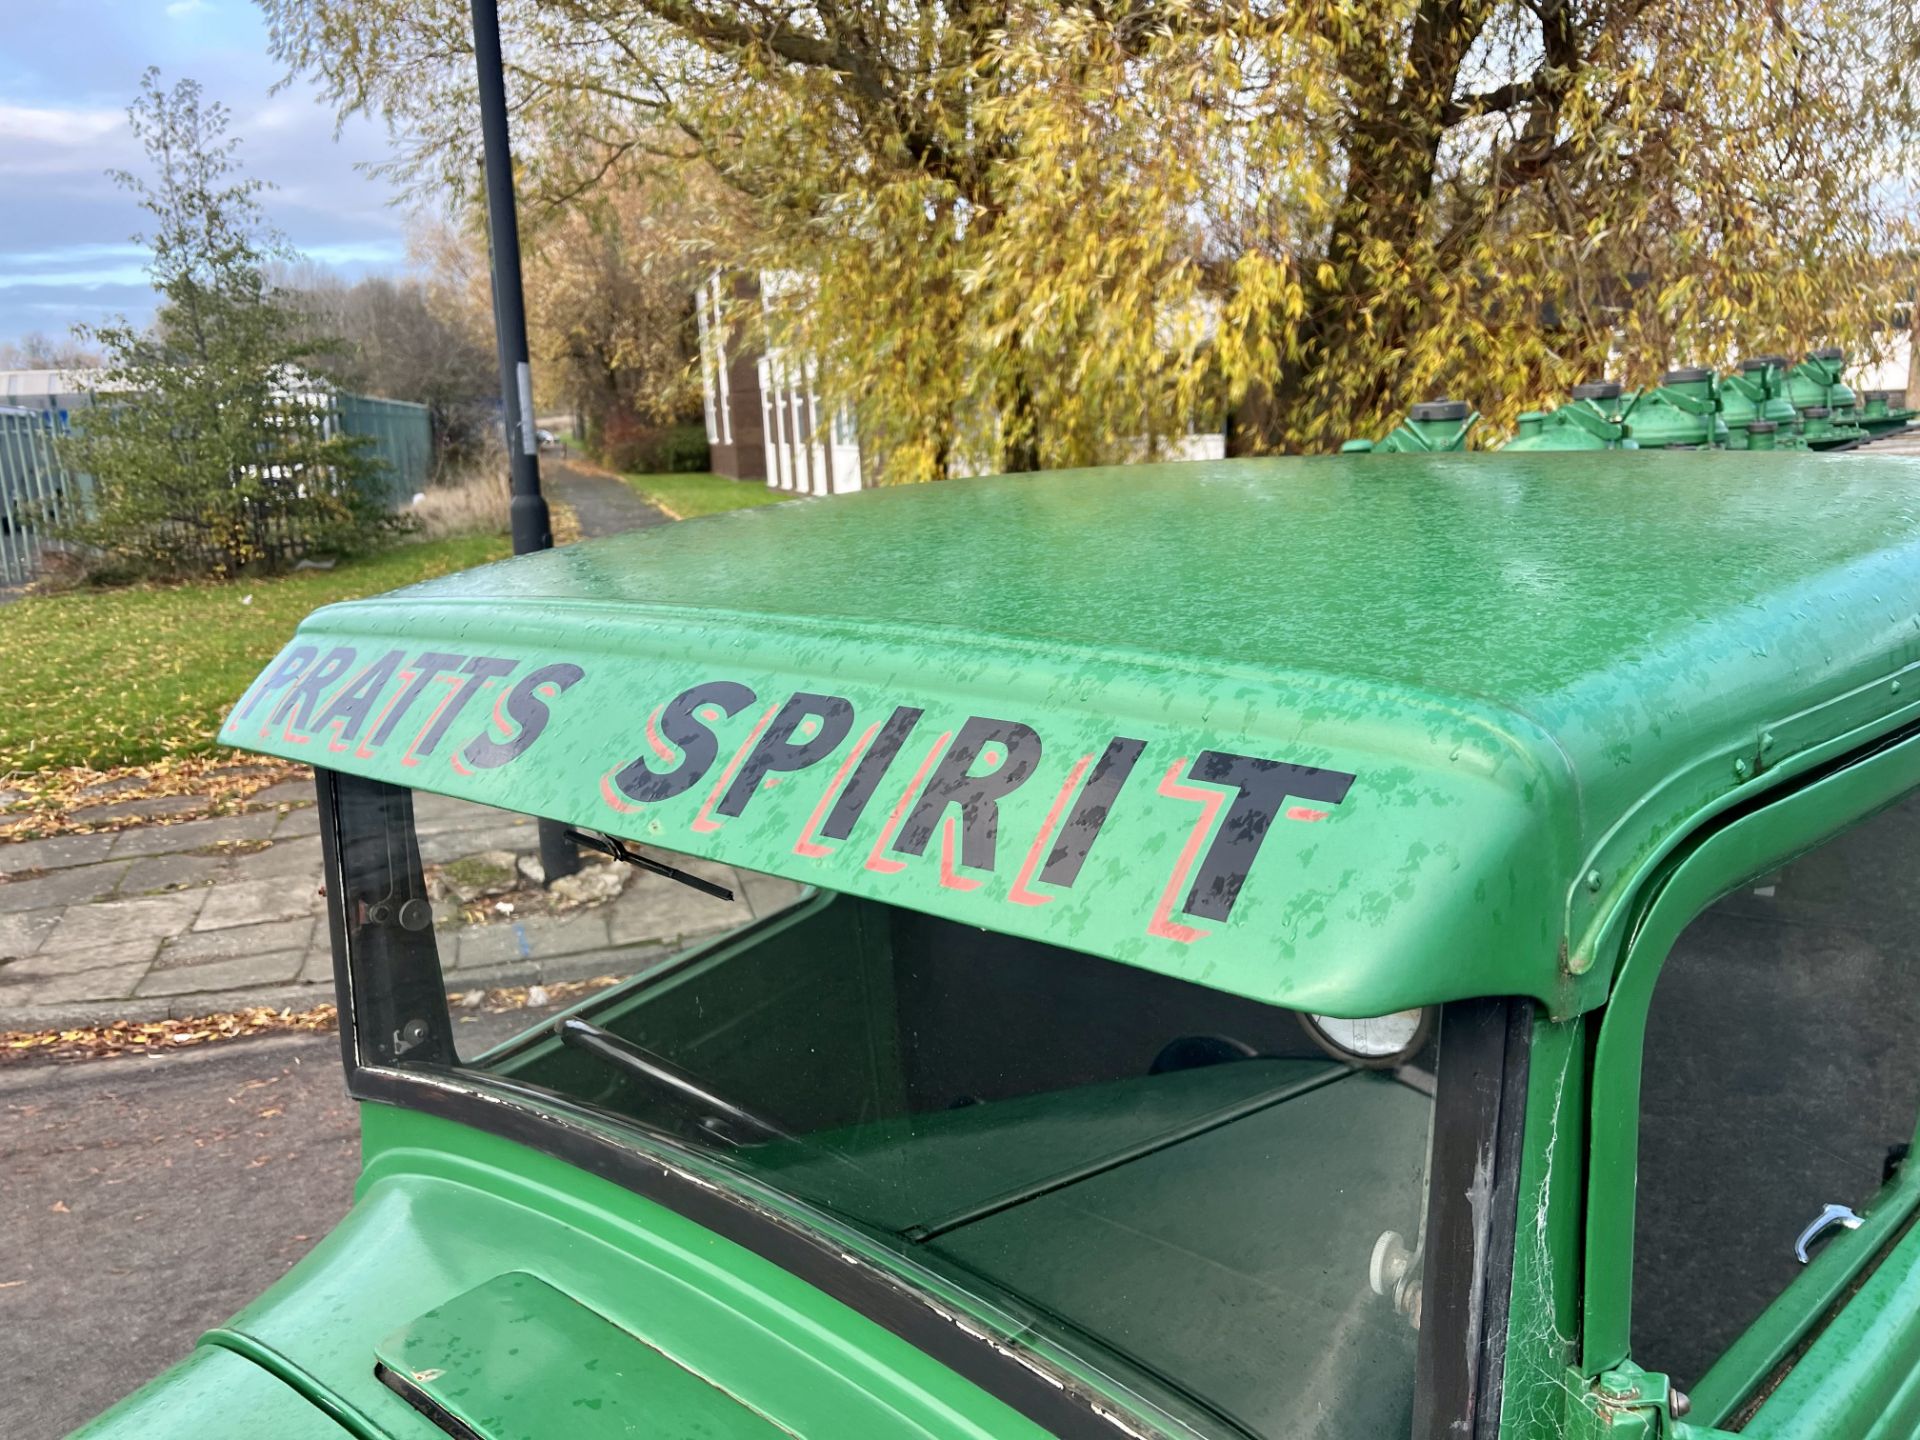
[469,0,578,883]
[470,0,550,556]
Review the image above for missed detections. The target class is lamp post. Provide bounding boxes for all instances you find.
[468,0,578,883]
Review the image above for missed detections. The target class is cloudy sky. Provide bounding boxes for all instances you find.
[0,0,414,349]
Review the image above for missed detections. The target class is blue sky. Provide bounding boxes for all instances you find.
[0,0,412,349]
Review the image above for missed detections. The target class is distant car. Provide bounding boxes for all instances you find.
[535,427,558,451]
[74,455,1920,1439]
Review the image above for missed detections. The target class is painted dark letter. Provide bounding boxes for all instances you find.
[235,644,318,721]
[1040,736,1148,888]
[411,656,516,758]
[892,716,1044,870]
[311,649,403,742]
[267,646,357,733]
[614,680,758,803]
[461,663,585,769]
[717,692,854,817]
[1180,752,1355,922]
[820,706,924,840]
[367,652,466,747]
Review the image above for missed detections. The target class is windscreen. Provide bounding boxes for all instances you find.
[330,772,1448,1440]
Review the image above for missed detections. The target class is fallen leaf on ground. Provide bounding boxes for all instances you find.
[0,1005,338,1064]
[1,976,627,1066]
[0,756,305,842]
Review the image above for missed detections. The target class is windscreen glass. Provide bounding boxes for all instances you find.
[332,773,1450,1440]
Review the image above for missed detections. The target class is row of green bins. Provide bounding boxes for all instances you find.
[1720,356,1802,449]
[1861,389,1919,436]
[1625,367,1729,449]
[1341,400,1479,453]
[1502,382,1637,450]
[1785,348,1867,448]
[1356,354,1906,455]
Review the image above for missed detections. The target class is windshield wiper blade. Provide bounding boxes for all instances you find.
[561,827,734,902]
[554,1017,790,1145]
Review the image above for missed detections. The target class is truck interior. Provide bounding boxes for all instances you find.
[335,774,1447,1440]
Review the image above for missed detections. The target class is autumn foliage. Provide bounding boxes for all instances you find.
[263,0,1920,476]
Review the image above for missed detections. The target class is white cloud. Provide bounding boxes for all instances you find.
[0,264,149,289]
[303,240,409,267]
[0,104,134,177]
[0,104,124,147]
[165,0,211,18]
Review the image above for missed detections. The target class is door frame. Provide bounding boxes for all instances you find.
[1580,722,1920,1422]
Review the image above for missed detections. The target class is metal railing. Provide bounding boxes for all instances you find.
[0,408,88,588]
[0,389,434,588]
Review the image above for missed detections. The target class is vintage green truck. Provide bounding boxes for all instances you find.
[74,451,1920,1439]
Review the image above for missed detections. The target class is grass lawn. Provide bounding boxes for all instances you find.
[1,533,508,775]
[623,470,791,520]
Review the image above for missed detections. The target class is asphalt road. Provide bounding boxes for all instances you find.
[0,1035,359,1435]
[0,999,578,1436]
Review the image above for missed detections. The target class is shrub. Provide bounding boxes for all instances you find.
[594,412,711,473]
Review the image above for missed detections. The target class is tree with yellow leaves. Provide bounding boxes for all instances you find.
[262,0,1920,473]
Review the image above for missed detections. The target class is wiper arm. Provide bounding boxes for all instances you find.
[554,1017,791,1146]
[562,827,734,902]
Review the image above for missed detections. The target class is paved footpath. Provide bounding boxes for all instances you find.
[0,781,800,1030]
[0,460,712,1033]
[543,451,672,533]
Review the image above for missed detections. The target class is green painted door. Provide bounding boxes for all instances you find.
[1583,730,1920,1437]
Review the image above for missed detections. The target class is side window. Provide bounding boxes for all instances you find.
[1632,794,1920,1393]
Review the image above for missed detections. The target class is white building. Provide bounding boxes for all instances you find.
[695,274,863,496]
[0,369,101,419]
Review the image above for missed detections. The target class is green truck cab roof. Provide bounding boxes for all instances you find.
[225,451,1920,1019]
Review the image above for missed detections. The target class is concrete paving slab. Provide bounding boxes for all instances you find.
[227,838,323,882]
[65,795,202,825]
[106,812,275,861]
[74,775,145,800]
[740,871,809,918]
[155,916,317,970]
[451,909,613,970]
[0,859,135,913]
[134,949,304,997]
[450,942,669,995]
[412,794,525,833]
[2,937,161,983]
[0,909,59,961]
[192,878,324,933]
[49,892,204,951]
[1,833,117,876]
[249,780,315,807]
[606,873,743,946]
[117,851,230,897]
[15,957,153,1005]
[298,947,335,984]
[418,823,539,864]
[271,808,321,839]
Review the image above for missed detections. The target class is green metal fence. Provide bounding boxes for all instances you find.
[335,392,434,506]
[0,408,88,588]
[0,389,433,586]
